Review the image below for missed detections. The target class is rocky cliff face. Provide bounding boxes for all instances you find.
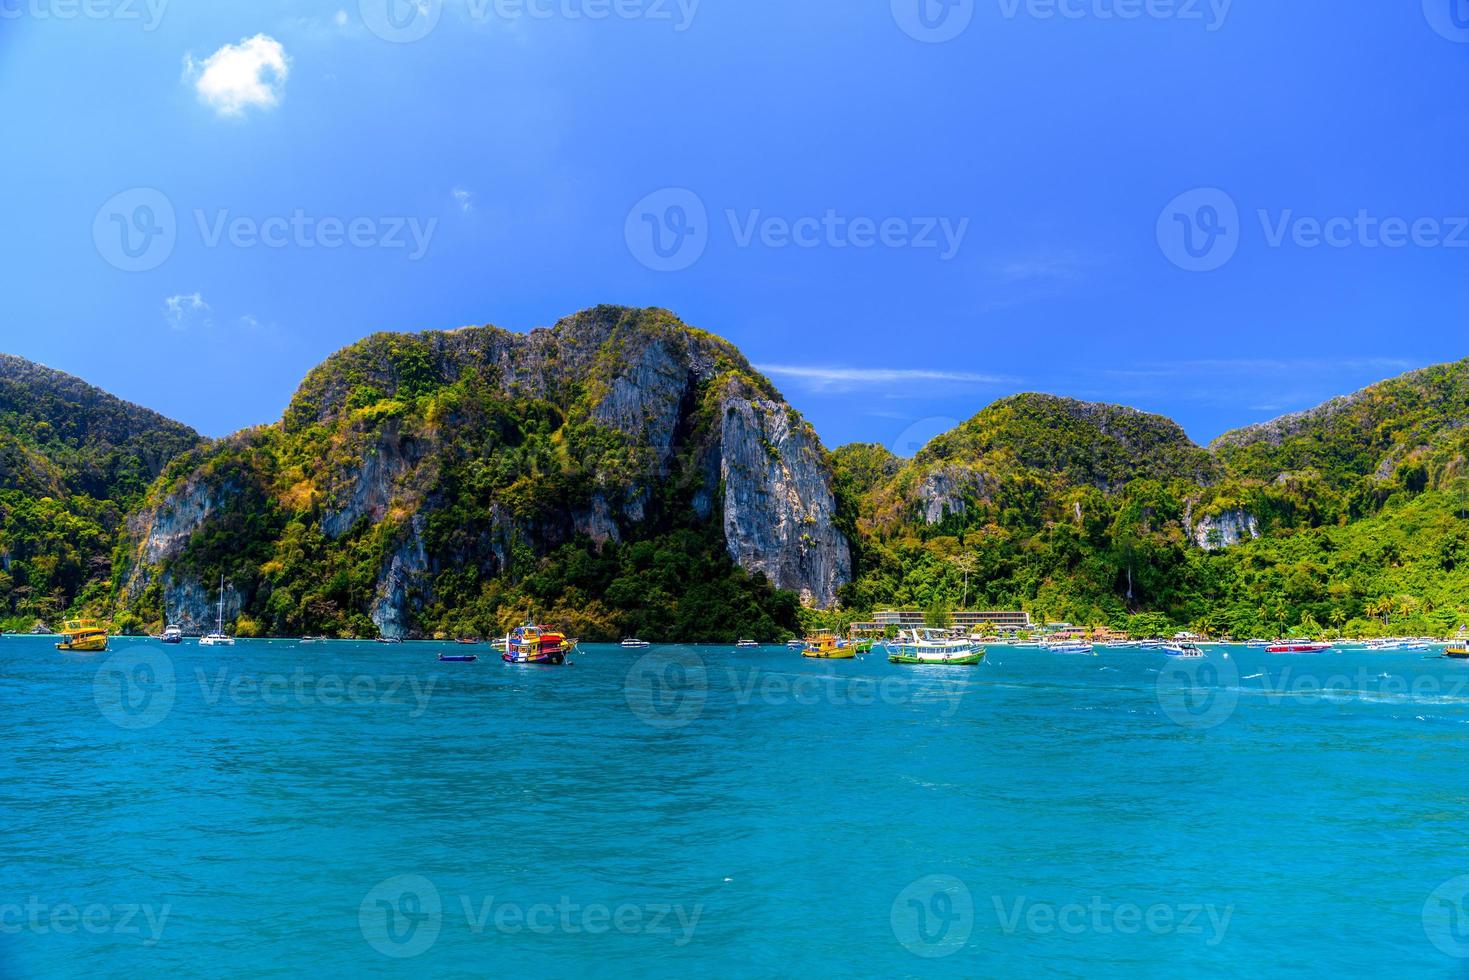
[117,307,852,637]
[716,381,850,606]
[1190,508,1260,551]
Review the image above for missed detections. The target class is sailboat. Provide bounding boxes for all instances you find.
[199,575,236,647]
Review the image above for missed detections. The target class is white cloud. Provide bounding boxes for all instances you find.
[185,35,290,117]
[334,9,349,27]
[164,292,211,329]
[756,364,1014,394]
[451,187,475,213]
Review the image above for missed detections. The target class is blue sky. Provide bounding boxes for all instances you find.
[2,1,1467,453]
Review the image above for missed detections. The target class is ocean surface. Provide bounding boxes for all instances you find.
[4,637,1469,978]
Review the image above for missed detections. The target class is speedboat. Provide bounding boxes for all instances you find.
[1245,638,1271,648]
[802,630,857,659]
[438,653,478,663]
[1163,640,1205,658]
[785,639,805,650]
[504,624,575,665]
[1266,639,1331,654]
[1045,639,1095,656]
[55,620,108,653]
[735,639,760,649]
[620,638,651,649]
[161,624,184,645]
[886,629,985,665]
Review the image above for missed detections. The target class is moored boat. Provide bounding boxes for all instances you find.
[620,638,651,649]
[802,630,857,659]
[438,653,478,663]
[199,574,236,647]
[504,624,576,665]
[1163,640,1205,658]
[1045,639,1095,656]
[161,624,184,645]
[1266,639,1331,654]
[55,620,108,653]
[735,639,760,649]
[1444,646,1469,660]
[887,629,985,665]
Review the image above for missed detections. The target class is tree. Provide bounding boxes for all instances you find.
[949,554,979,610]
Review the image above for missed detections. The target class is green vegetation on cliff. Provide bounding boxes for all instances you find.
[0,355,200,630]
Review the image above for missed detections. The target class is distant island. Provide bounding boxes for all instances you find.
[2,305,1466,642]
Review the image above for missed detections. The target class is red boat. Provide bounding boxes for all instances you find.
[502,624,576,666]
[1266,639,1332,654]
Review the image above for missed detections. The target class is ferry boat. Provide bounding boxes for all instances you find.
[161,624,183,645]
[886,629,985,665]
[802,630,857,660]
[55,620,108,653]
[1266,639,1331,654]
[504,624,576,665]
[620,638,651,649]
[199,575,236,647]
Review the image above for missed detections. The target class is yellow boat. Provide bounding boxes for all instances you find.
[1445,646,1469,660]
[801,630,857,660]
[55,620,109,653]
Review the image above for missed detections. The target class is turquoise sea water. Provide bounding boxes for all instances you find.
[5,637,1469,978]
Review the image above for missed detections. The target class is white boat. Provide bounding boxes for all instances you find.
[161,624,183,645]
[1163,640,1205,658]
[886,629,985,665]
[735,640,760,649]
[199,574,236,647]
[786,639,805,650]
[620,638,651,649]
[1045,639,1095,655]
